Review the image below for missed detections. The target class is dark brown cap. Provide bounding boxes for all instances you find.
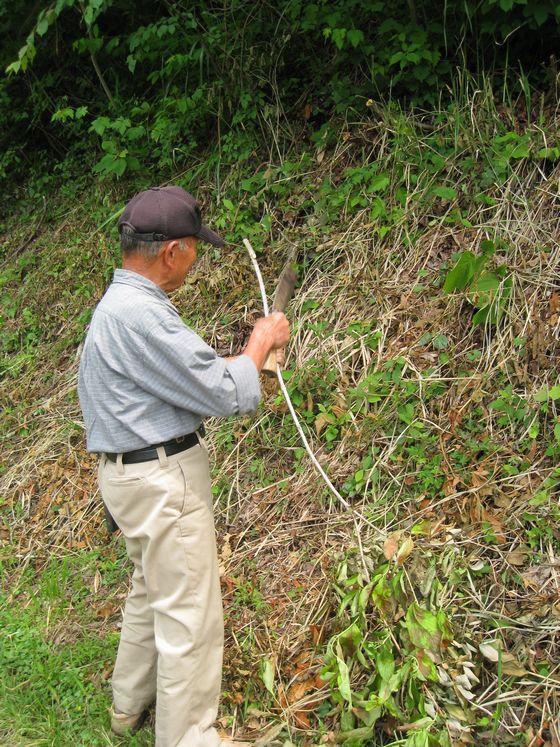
[118,186,225,247]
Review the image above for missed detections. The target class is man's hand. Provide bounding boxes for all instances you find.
[253,312,290,349]
[243,312,290,372]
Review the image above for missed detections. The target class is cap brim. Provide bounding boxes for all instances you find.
[196,224,226,247]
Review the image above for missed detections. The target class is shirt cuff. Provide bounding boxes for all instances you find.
[226,354,261,414]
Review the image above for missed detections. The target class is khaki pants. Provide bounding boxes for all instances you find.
[98,439,223,747]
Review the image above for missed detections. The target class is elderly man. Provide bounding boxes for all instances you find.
[78,186,289,746]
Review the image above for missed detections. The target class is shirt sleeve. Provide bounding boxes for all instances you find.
[135,314,261,417]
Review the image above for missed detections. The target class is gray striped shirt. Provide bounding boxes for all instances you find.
[78,269,261,453]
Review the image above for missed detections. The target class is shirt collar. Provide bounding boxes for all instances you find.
[112,269,169,302]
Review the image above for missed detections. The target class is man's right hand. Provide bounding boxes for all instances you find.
[254,312,290,350]
[243,312,290,371]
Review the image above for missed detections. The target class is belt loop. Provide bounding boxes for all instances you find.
[195,430,207,450]
[156,445,169,468]
[116,453,125,475]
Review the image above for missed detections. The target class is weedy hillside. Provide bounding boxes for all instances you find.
[1,75,560,746]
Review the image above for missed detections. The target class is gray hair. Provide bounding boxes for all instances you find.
[120,225,165,258]
[120,226,190,258]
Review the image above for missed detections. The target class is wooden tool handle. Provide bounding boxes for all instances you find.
[260,262,296,379]
[262,347,278,377]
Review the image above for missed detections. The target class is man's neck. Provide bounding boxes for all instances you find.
[122,259,169,292]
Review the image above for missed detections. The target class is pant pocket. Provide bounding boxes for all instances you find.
[178,450,212,513]
[106,475,146,487]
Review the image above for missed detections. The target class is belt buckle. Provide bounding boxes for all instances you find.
[175,435,186,444]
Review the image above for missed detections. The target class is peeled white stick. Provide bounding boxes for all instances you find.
[242,238,383,542]
[243,239,270,316]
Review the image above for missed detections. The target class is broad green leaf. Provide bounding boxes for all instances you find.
[101,139,117,153]
[529,490,548,507]
[417,607,438,635]
[469,270,510,324]
[433,186,457,201]
[358,582,372,611]
[112,117,132,135]
[111,157,127,177]
[510,142,530,158]
[36,17,50,36]
[5,60,21,75]
[346,29,364,48]
[480,239,496,256]
[331,28,346,50]
[260,658,275,695]
[414,649,437,681]
[538,147,560,160]
[368,173,390,193]
[92,153,117,173]
[472,270,500,302]
[126,156,142,172]
[436,609,453,642]
[127,125,146,140]
[530,6,549,25]
[442,251,476,292]
[404,603,441,653]
[369,196,386,220]
[528,422,539,439]
[337,656,352,703]
[397,402,415,424]
[340,708,355,732]
[354,703,381,727]
[90,116,111,135]
[339,623,362,657]
[432,334,448,350]
[534,387,551,402]
[376,646,394,682]
[471,305,491,326]
[51,107,75,122]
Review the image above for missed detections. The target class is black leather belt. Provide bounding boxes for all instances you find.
[105,427,204,465]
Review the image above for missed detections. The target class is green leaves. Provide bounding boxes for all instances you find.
[534,385,560,402]
[443,240,495,293]
[323,557,456,740]
[51,106,88,123]
[404,604,447,655]
[88,116,146,177]
[432,186,457,201]
[443,240,513,326]
[82,0,108,28]
[323,27,365,50]
[368,173,390,193]
[336,656,352,702]
[260,658,275,695]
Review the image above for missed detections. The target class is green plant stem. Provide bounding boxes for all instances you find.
[78,2,115,108]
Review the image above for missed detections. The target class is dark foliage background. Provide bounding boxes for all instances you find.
[1,0,559,191]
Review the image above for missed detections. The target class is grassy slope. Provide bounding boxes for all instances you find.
[1,89,560,746]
